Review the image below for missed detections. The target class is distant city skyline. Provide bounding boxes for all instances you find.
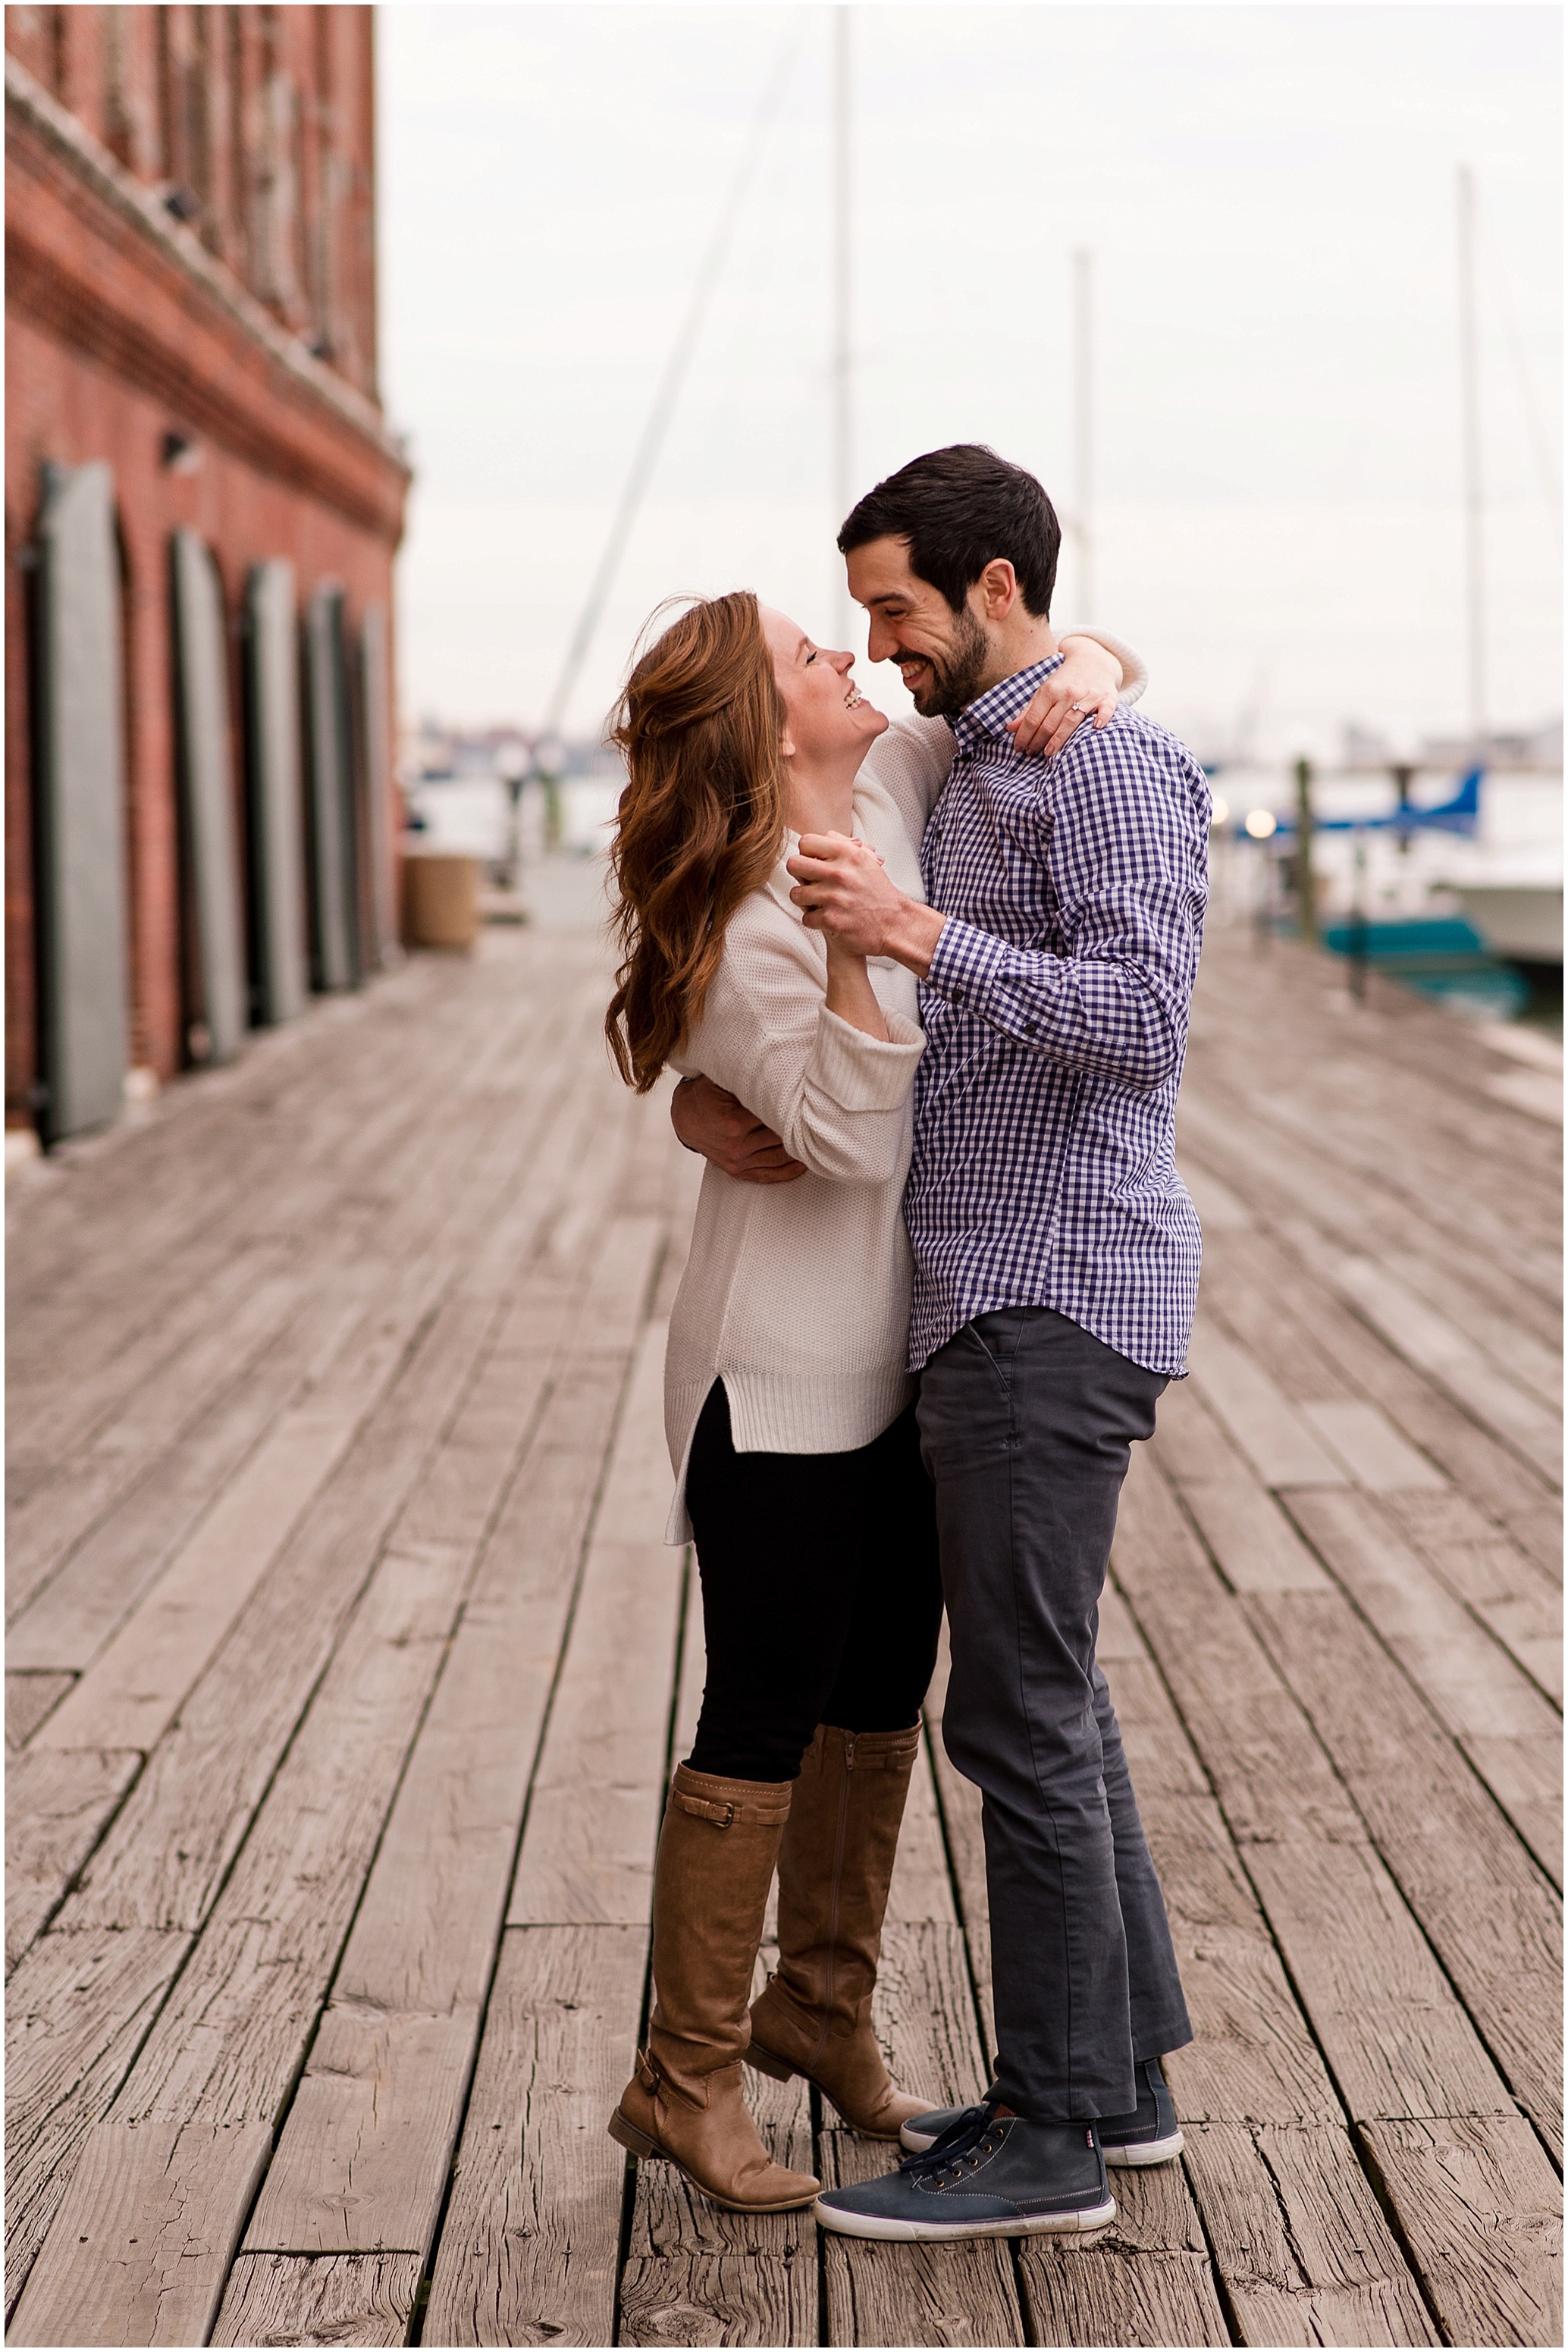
[379,5,1562,760]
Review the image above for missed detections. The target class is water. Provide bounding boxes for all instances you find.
[406,773,622,864]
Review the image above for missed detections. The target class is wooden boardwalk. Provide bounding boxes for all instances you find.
[6,885,1561,2348]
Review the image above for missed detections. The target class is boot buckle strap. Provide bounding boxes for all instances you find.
[673,1790,789,1829]
[635,2047,704,2111]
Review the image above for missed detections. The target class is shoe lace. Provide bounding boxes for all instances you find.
[898,2102,1002,2187]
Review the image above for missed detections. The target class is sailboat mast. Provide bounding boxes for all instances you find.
[1073,246,1093,621]
[833,6,853,642]
[1456,164,1486,747]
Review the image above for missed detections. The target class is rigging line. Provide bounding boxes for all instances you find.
[1478,210,1563,538]
[540,20,805,742]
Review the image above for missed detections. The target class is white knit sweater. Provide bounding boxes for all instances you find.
[662,635,1147,1541]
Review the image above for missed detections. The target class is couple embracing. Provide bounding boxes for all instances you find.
[604,444,1206,2245]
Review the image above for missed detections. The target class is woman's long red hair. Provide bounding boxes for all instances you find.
[606,592,786,1093]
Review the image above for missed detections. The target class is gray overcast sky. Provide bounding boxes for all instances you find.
[378,2,1561,757]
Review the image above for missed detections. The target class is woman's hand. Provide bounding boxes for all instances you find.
[1006,634,1124,757]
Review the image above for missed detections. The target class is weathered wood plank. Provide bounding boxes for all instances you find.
[1115,1447,1562,2160]
[6,1245,290,1538]
[423,1925,648,2347]
[5,1262,308,1620]
[8,1152,605,2301]
[1178,1048,1558,1320]
[1187,1325,1347,1489]
[1200,1220,1562,1579]
[5,937,550,1406]
[239,2003,477,2259]
[509,1316,685,1928]
[5,1929,189,2315]
[2,1176,627,2312]
[1115,1452,1557,2131]
[5,1672,74,1750]
[1018,2163,1230,2347]
[1328,1255,1561,1488]
[1181,2120,1438,2346]
[1144,1788,1351,2132]
[1284,1485,1562,1883]
[5,1748,140,1974]
[1297,1398,1447,1492]
[1152,1385,1331,1593]
[1356,2115,1562,2349]
[29,1303,431,1758]
[5,1273,374,1677]
[54,1287,496,1937]
[1196,1222,1561,1577]
[9,2113,274,2347]
[1381,1486,1561,1705]
[212,2253,424,2348]
[1376,1243,1562,1412]
[245,1293,667,2260]
[1238,1837,1514,2126]
[23,1205,657,2338]
[1175,1158,1253,1231]
[620,1993,817,2352]
[1247,1585,1563,2163]
[7,948,597,1651]
[8,1040,422,1496]
[12,1541,477,2341]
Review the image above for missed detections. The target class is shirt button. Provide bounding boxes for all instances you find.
[952,988,965,1003]
[1024,1020,1037,1035]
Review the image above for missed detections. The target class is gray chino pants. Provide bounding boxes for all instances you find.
[917,1305,1193,2119]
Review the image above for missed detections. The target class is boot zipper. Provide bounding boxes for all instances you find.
[810,1732,854,2073]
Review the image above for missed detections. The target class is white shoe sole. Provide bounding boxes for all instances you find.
[1105,2130,1184,2167]
[900,2124,1185,2165]
[813,2194,1116,2243]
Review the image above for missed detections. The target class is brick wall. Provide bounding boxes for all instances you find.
[5,8,408,1127]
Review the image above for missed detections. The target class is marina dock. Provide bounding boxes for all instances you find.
[6,891,1561,2348]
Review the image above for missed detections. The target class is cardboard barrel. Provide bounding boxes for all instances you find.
[403,849,481,949]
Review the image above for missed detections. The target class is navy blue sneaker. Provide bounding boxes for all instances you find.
[814,2105,1115,2243]
[899,2059,1184,2168]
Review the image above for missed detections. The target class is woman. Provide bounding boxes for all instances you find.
[604,592,1141,2213]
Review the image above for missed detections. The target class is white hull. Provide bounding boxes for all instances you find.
[1455,885,1563,962]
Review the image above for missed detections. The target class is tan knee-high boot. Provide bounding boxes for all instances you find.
[610,1762,820,2212]
[746,1723,931,2138]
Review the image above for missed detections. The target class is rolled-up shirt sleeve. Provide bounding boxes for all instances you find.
[922,735,1208,1091]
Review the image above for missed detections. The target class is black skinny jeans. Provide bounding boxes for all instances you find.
[684,1383,944,1783]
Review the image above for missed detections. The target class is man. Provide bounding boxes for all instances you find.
[675,445,1206,2243]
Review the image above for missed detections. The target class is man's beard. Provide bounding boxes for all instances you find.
[904,607,991,718]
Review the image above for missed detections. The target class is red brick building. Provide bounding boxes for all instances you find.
[6,5,410,1143]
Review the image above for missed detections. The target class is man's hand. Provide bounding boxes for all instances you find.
[1006,635,1122,757]
[787,832,947,979]
[672,1074,807,1184]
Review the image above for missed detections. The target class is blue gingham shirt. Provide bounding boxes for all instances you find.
[907,655,1209,1376]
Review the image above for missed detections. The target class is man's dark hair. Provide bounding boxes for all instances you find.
[838,444,1062,618]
